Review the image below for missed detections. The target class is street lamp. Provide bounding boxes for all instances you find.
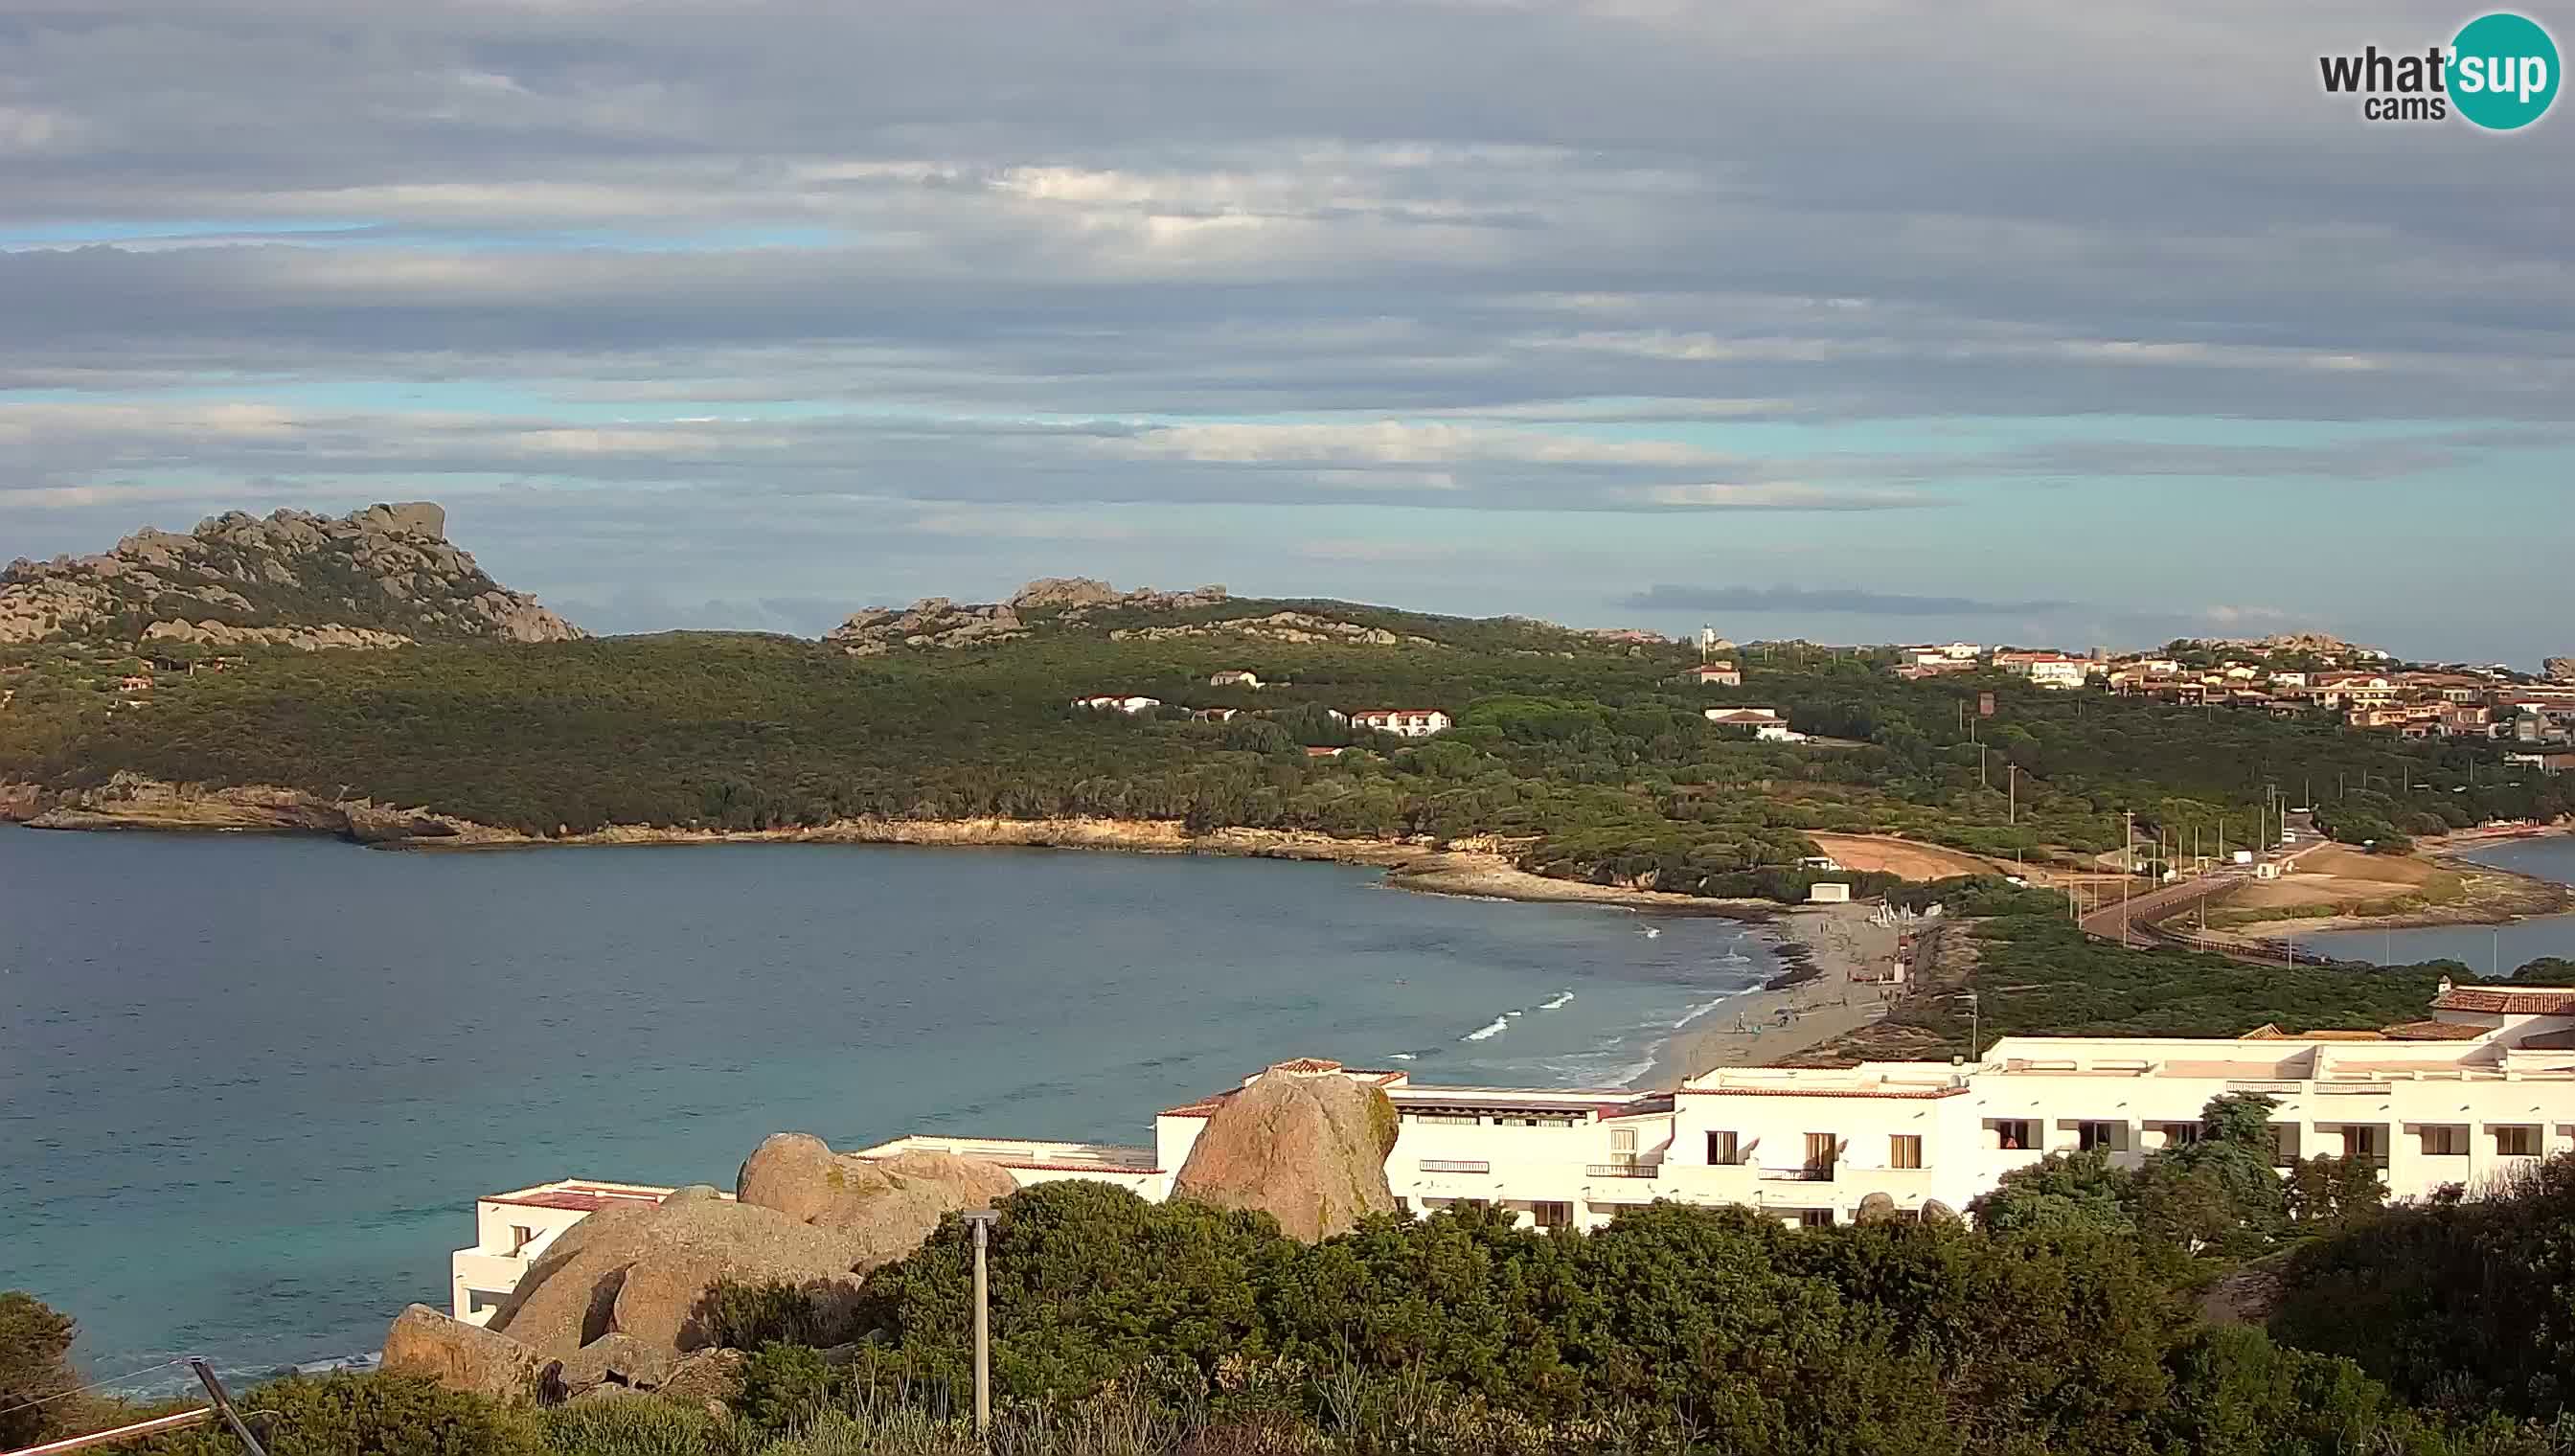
[962,1208,1000,1440]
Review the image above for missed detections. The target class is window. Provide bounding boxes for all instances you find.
[1889,1135,1923,1170]
[1804,1132,1839,1172]
[2344,1126,2386,1161]
[2159,1122,2201,1148]
[1798,1208,1835,1228]
[2495,1126,2541,1157]
[2077,1121,2119,1152]
[2420,1126,2468,1157]
[1993,1119,2035,1151]
[1532,1201,1573,1230]
[509,1225,537,1254]
[1708,1130,1742,1165]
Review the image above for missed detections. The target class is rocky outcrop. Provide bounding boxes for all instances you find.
[2546,656,2574,684]
[380,1304,547,1400]
[0,501,581,648]
[737,1134,1018,1270]
[552,1332,674,1399]
[1171,1061,1398,1241]
[1107,611,1435,648]
[21,773,475,843]
[824,578,1228,654]
[480,1140,1016,1367]
[486,1188,861,1363]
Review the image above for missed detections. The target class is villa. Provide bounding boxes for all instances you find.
[452,982,2575,1314]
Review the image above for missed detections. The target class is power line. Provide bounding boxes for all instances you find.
[2,1361,194,1413]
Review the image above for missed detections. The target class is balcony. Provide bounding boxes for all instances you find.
[1418,1159,1491,1174]
[1758,1165,1835,1183]
[1585,1163,1660,1179]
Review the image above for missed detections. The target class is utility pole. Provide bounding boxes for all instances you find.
[191,1360,267,1456]
[2121,808,2133,948]
[963,1209,1000,1441]
[2009,765,2017,826]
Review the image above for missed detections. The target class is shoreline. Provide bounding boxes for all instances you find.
[1628,900,1900,1087]
[0,779,1771,918]
[2190,842,2574,944]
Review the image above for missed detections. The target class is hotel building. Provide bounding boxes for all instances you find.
[455,981,2575,1316]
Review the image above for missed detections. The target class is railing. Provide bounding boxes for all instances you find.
[1418,1159,1492,1174]
[1585,1163,1659,1178]
[1759,1166,1834,1182]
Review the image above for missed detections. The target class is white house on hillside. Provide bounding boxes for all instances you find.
[1351,708,1451,738]
[1693,663,1743,687]
[1072,694,1163,715]
[1209,671,1264,689]
[1705,707,1805,742]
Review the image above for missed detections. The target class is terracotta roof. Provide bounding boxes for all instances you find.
[2381,1020,2494,1041]
[489,1186,677,1214]
[1269,1057,1345,1074]
[2433,988,2575,1015]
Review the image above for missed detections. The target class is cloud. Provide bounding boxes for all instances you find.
[1617,584,2076,618]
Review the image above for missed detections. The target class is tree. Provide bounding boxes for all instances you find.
[1968,1149,2136,1235]
[0,1292,78,1448]
[2135,1093,2288,1256]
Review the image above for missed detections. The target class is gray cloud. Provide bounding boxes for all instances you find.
[0,0,2568,656]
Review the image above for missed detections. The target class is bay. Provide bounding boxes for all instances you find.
[0,826,1771,1383]
[2304,833,2575,971]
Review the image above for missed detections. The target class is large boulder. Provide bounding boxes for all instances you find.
[484,1190,861,1362]
[737,1133,849,1222]
[552,1331,674,1399]
[380,1304,546,1401]
[740,1135,1017,1269]
[1171,1061,1399,1241]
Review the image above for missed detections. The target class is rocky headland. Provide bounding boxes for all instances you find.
[0,501,581,648]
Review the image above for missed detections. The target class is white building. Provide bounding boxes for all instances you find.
[452,987,2575,1315]
[1351,708,1451,738]
[1704,707,1805,742]
[1209,671,1264,689]
[1072,694,1163,715]
[1693,663,1743,687]
[450,1180,707,1325]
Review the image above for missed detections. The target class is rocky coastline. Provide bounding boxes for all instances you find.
[0,775,1765,915]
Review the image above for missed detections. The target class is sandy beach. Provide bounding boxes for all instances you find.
[1629,899,1903,1087]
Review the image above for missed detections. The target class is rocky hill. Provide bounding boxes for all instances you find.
[826,577,1230,653]
[824,576,1462,654]
[2545,656,2574,683]
[0,502,581,649]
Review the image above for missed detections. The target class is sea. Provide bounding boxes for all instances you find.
[2304,833,2575,971]
[0,827,1776,1387]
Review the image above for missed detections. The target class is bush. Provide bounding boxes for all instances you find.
[0,1292,80,1448]
[699,1280,855,1353]
[131,1372,542,1456]
[539,1396,738,1456]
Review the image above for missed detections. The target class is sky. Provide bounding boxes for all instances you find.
[1,2,2570,662]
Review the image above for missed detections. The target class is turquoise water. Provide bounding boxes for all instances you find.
[2303,834,2575,971]
[0,828,1772,1384]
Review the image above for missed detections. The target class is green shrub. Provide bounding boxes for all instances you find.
[539,1396,739,1456]
[132,1372,542,1456]
[0,1292,80,1448]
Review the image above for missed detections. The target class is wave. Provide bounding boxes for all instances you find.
[1671,995,1734,1030]
[1538,990,1574,1011]
[1387,1052,1417,1060]
[1462,1016,1510,1042]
